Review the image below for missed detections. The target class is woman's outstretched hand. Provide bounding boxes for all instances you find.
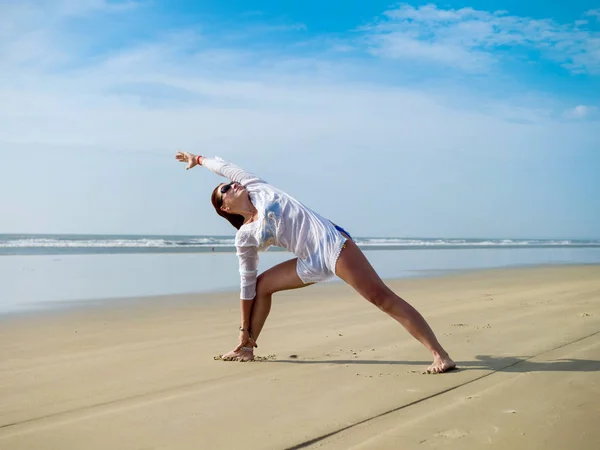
[175,151,201,170]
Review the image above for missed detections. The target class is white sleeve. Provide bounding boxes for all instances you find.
[237,245,259,300]
[202,157,263,186]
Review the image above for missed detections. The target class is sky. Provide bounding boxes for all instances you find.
[0,0,598,239]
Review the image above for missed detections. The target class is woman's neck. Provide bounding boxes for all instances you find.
[236,202,259,225]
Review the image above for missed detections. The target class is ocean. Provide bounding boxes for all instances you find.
[1,234,600,314]
[2,234,599,255]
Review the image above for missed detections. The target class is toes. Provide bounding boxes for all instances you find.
[221,351,241,361]
[424,365,442,374]
[218,349,255,362]
[425,360,456,374]
[223,352,253,362]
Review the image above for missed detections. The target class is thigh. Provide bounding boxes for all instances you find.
[257,258,314,295]
[334,238,393,298]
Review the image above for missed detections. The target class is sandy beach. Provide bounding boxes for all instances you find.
[1,265,599,449]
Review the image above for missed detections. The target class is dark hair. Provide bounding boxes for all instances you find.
[211,183,244,230]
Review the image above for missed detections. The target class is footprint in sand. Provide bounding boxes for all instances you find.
[580,313,592,317]
[213,354,276,362]
[434,429,467,439]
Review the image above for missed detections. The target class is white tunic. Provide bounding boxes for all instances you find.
[202,157,348,300]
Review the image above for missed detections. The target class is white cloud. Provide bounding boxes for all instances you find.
[53,0,141,15]
[0,0,597,157]
[257,23,307,32]
[0,0,142,71]
[586,9,600,20]
[368,31,493,71]
[362,4,600,74]
[0,26,594,162]
[573,105,589,117]
[565,105,597,119]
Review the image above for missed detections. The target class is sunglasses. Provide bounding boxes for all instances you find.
[217,182,236,207]
[220,182,235,196]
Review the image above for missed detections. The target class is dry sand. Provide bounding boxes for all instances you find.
[1,265,599,449]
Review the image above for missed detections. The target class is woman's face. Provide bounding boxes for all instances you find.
[218,181,247,212]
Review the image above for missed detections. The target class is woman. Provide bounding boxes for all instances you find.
[175,151,456,373]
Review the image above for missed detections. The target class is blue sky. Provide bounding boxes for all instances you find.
[0,0,598,238]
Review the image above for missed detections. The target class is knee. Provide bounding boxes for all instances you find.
[366,288,394,313]
[255,274,273,297]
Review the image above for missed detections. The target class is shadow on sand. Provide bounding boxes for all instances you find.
[271,354,600,373]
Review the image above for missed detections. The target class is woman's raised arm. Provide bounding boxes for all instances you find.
[175,151,262,185]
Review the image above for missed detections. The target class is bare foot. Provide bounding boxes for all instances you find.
[425,354,456,374]
[221,348,255,362]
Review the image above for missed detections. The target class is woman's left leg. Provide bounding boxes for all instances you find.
[335,238,456,373]
[249,258,313,343]
[221,258,312,361]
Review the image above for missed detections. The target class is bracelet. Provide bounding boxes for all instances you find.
[196,155,202,166]
[239,327,249,332]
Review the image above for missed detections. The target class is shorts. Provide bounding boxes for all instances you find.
[296,224,353,285]
[333,224,353,241]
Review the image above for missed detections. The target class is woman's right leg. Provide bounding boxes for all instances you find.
[334,238,455,373]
